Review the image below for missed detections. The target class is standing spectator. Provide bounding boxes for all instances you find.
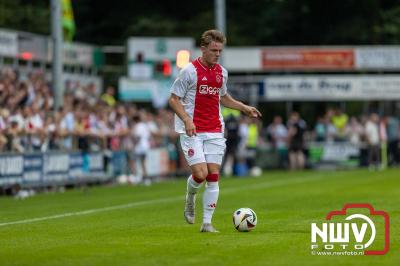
[386,115,400,166]
[379,116,388,169]
[345,117,364,146]
[314,116,327,142]
[287,112,306,170]
[332,108,348,141]
[131,115,152,184]
[267,115,288,168]
[365,113,380,170]
[221,112,240,175]
[245,117,260,175]
[236,116,250,175]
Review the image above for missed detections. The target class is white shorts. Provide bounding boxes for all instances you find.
[180,133,226,166]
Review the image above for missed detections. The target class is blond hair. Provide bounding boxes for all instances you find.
[200,29,226,47]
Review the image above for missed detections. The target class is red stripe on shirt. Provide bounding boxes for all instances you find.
[192,59,223,133]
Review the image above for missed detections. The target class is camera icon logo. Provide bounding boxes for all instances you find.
[311,203,390,256]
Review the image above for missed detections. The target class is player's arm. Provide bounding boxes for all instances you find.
[168,93,196,136]
[220,93,262,118]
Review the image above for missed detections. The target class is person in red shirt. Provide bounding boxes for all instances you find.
[169,29,261,232]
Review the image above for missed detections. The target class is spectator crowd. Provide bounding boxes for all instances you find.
[0,68,183,179]
[1,67,400,177]
[264,108,400,171]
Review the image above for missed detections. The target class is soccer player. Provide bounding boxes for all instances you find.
[169,29,261,232]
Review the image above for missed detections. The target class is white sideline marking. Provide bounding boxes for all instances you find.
[0,197,181,227]
[0,175,323,227]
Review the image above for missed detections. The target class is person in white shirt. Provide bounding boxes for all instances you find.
[169,29,261,233]
[267,115,288,168]
[131,115,152,183]
[365,113,380,169]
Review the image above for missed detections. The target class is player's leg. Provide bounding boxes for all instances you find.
[200,162,220,233]
[128,152,137,180]
[180,134,208,224]
[289,150,296,170]
[297,151,305,170]
[185,164,208,224]
[200,135,226,232]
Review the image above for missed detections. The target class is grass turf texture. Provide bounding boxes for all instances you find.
[0,169,399,266]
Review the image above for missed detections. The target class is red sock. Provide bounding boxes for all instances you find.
[206,173,219,182]
[192,175,204,184]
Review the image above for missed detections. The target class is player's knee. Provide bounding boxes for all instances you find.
[192,168,208,181]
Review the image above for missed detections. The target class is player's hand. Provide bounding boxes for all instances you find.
[243,105,262,118]
[184,118,197,137]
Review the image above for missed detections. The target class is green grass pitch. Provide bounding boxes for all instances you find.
[0,169,399,265]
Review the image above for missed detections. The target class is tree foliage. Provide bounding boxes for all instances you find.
[1,0,400,46]
[0,0,50,34]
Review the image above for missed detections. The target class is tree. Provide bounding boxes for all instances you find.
[1,0,400,46]
[0,0,49,35]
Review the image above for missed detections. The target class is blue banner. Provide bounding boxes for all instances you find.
[0,152,108,188]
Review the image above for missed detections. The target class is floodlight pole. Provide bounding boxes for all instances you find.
[215,0,226,66]
[214,0,226,36]
[51,0,63,110]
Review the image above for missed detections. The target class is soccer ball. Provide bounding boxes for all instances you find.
[233,208,257,232]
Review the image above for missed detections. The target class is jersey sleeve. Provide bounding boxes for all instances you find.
[220,66,228,96]
[170,66,191,98]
